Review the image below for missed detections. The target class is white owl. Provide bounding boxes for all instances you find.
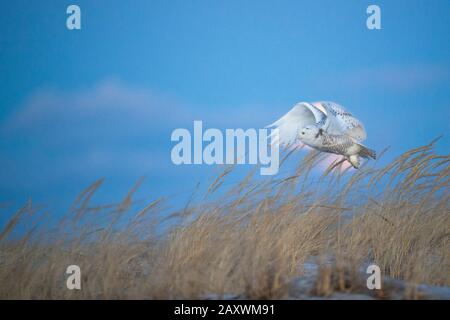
[267,101,376,169]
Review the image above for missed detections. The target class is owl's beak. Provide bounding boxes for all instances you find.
[315,128,323,138]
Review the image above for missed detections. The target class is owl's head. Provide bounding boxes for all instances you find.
[299,125,321,144]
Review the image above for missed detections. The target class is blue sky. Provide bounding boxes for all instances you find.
[0,0,449,217]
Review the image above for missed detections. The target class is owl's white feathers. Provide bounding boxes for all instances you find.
[266,102,325,148]
[319,101,366,142]
[266,101,367,148]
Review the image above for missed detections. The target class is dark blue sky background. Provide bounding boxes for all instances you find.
[0,0,449,218]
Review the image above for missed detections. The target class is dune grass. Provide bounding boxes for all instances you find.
[0,139,448,299]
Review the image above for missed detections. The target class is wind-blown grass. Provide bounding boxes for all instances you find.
[0,139,448,299]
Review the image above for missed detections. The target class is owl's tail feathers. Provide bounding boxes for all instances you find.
[358,144,376,160]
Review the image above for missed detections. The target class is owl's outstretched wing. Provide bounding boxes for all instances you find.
[317,101,367,142]
[266,102,326,148]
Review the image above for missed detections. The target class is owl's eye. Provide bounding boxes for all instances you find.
[301,132,305,135]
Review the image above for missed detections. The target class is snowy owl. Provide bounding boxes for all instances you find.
[267,101,376,169]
